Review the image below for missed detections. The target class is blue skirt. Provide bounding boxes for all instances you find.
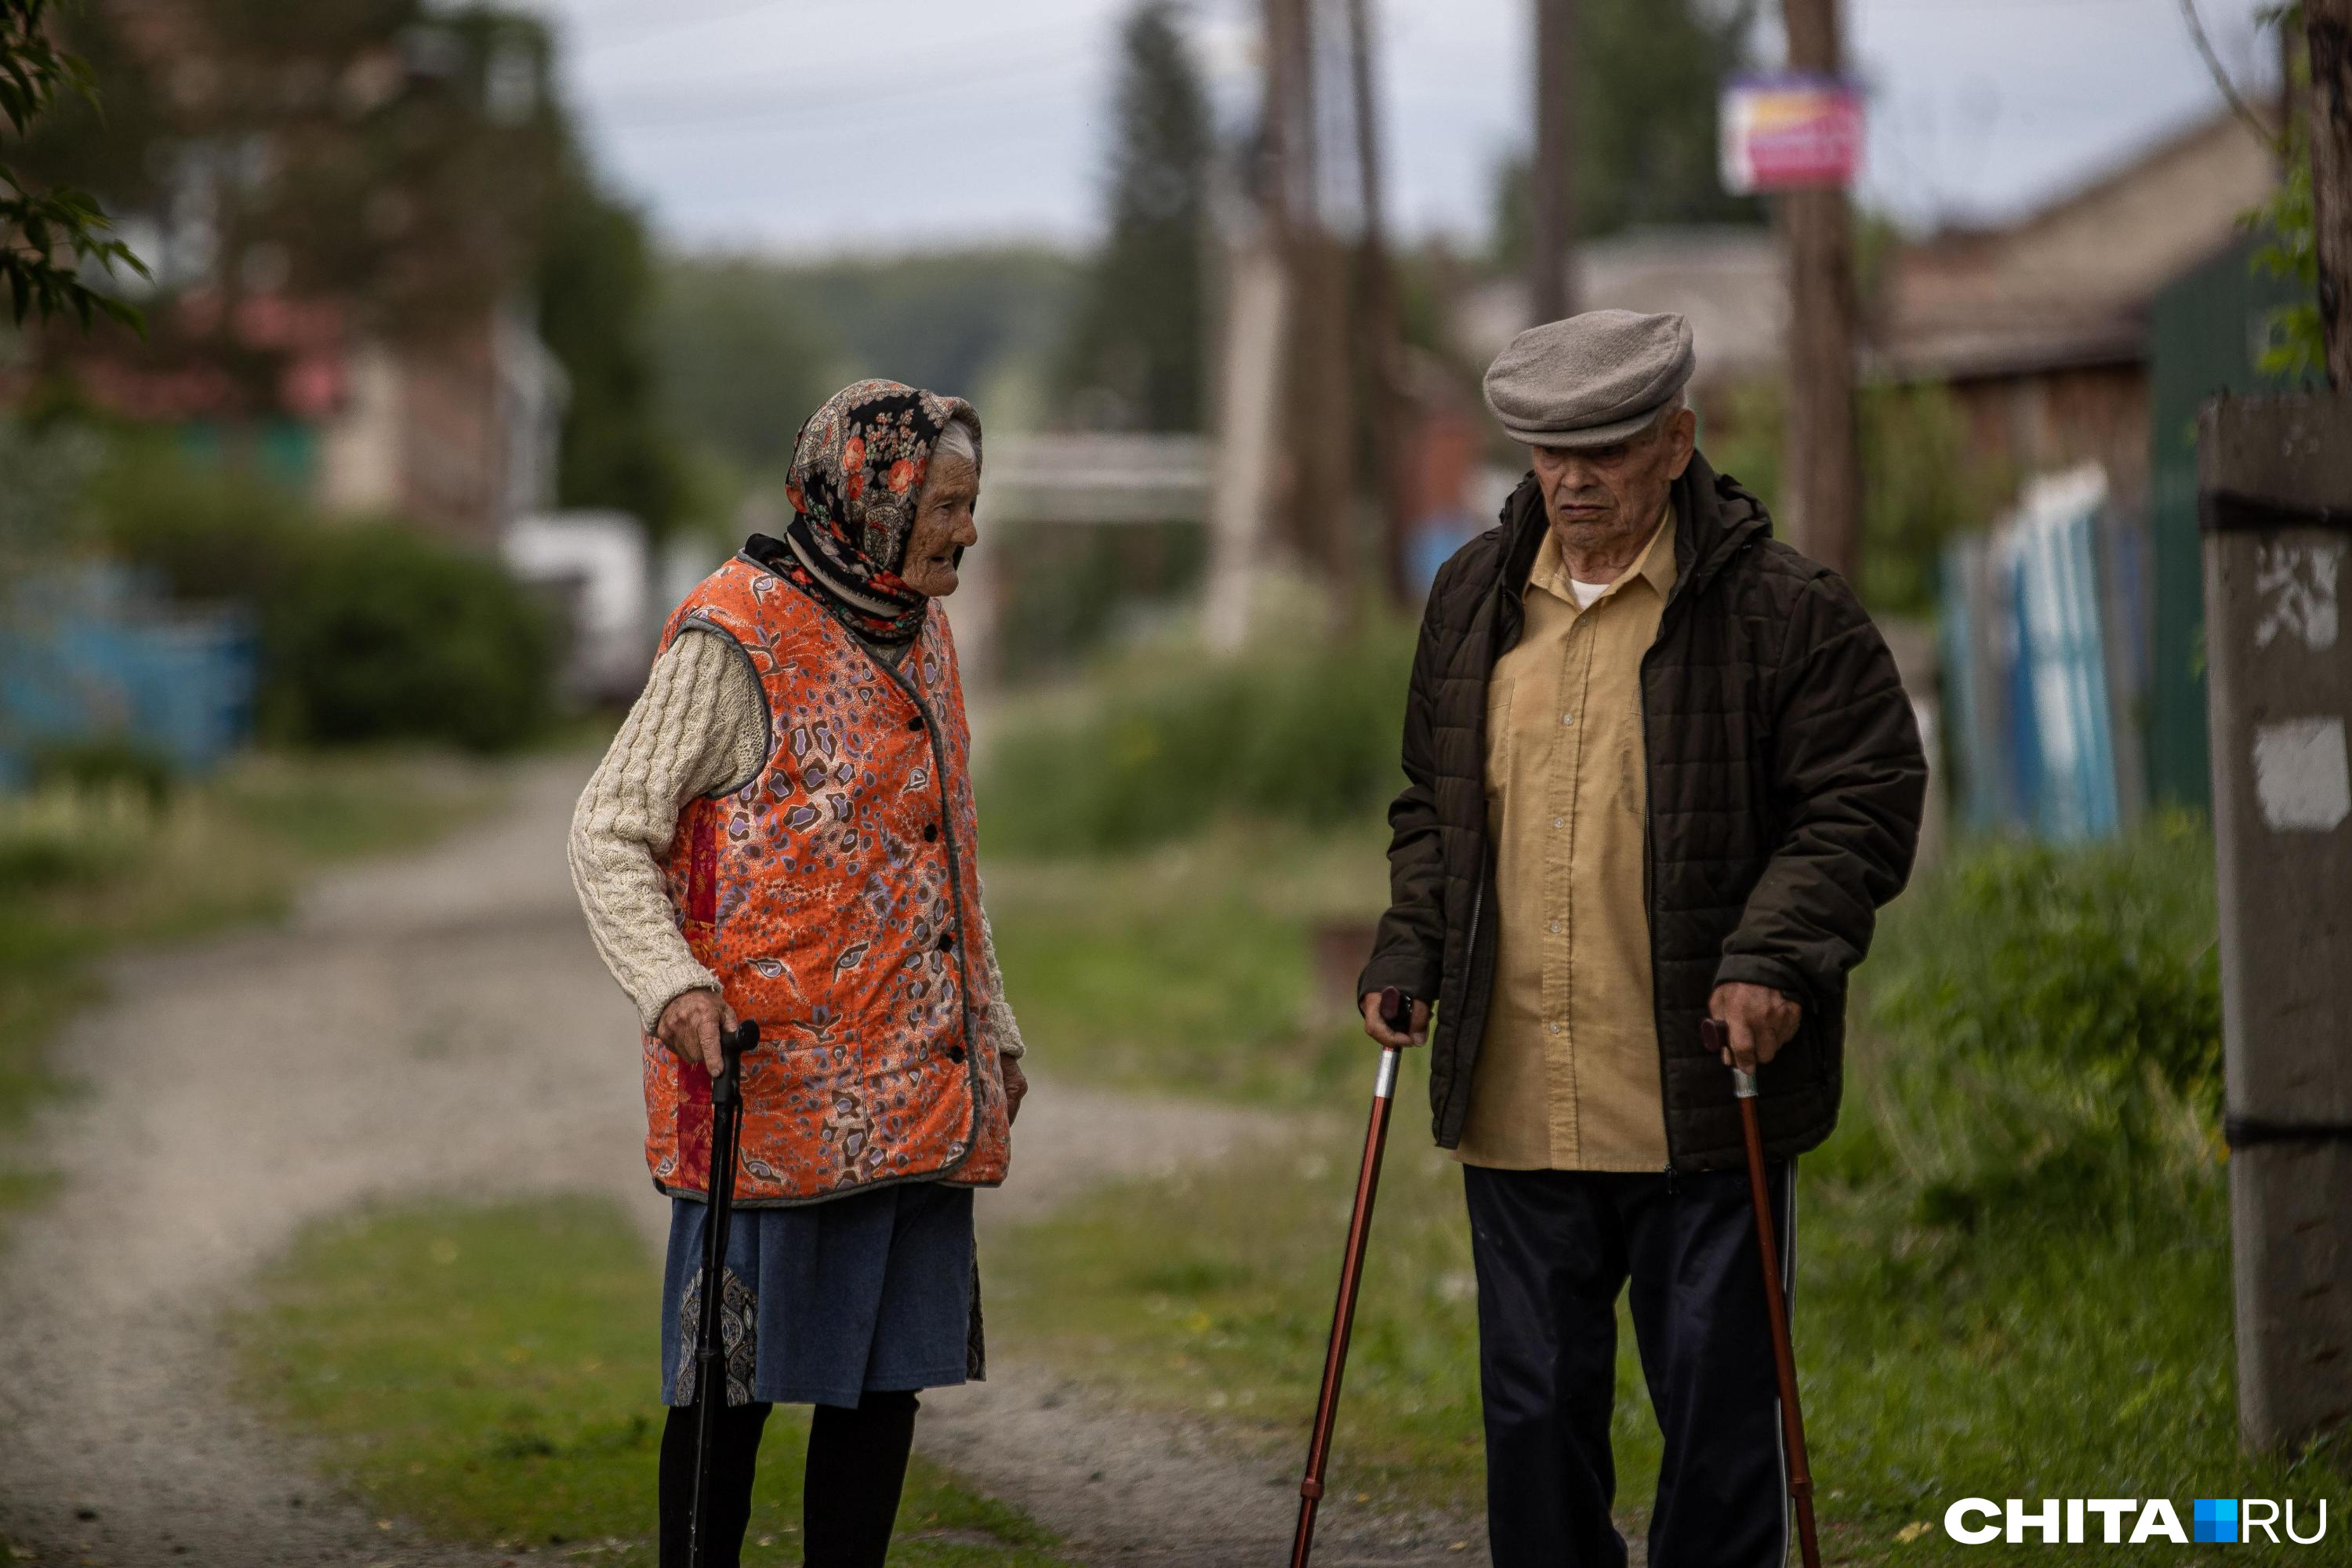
[659,1181,979,1410]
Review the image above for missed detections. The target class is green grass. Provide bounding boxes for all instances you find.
[982,816,2347,1562]
[0,750,505,1233]
[991,1091,2347,1564]
[983,815,1395,1105]
[232,1196,1069,1566]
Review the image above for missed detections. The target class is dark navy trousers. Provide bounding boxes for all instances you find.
[1465,1162,1796,1568]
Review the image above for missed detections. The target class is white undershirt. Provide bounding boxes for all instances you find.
[1568,578,1610,610]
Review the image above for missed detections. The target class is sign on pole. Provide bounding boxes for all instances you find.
[1719,73,1864,195]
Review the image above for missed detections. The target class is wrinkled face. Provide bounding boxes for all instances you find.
[1530,406,1697,547]
[898,454,980,597]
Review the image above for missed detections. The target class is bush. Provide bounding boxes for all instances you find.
[980,622,1416,854]
[264,524,558,753]
[1857,813,2223,1225]
[82,448,559,753]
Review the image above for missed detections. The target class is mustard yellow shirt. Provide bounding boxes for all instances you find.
[1456,507,1676,1172]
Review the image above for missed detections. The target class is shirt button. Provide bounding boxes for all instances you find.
[907,714,925,731]
[1547,1022,1562,1036]
[1560,713,1574,727]
[1552,815,1566,829]
[938,931,954,951]
[1549,920,1562,935]
[923,824,938,842]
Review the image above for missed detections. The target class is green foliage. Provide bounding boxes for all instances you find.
[23,2,563,330]
[988,816,2337,1548]
[1488,0,1760,265]
[84,448,558,753]
[785,249,1080,405]
[1860,815,2223,1225]
[989,517,1206,679]
[985,818,1392,1105]
[2248,4,2325,381]
[538,157,686,533]
[0,0,148,330]
[231,1197,1069,1566]
[981,624,1417,855]
[1701,378,2010,615]
[263,522,558,753]
[27,734,177,806]
[1001,1128,2340,1550]
[1054,0,1212,430]
[655,248,1080,482]
[652,257,836,477]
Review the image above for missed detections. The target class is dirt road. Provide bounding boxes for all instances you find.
[0,757,1483,1567]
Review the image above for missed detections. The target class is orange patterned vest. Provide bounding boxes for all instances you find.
[643,554,1011,1206]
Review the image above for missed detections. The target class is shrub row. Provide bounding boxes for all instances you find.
[83,448,558,755]
[1856,812,2223,1225]
[980,621,1417,854]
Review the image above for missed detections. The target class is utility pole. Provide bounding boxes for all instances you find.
[1269,0,1359,610]
[1779,0,1862,579]
[1528,0,1577,324]
[2201,8,2352,1457]
[1347,0,1409,601]
[2199,392,2352,1456]
[2310,0,2352,385]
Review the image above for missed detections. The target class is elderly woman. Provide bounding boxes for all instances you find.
[568,379,1028,1568]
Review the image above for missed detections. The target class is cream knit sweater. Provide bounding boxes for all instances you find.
[567,627,1025,1058]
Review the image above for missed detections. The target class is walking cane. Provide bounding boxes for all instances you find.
[1701,1017,1823,1568]
[688,1018,760,1568]
[1289,985,1416,1568]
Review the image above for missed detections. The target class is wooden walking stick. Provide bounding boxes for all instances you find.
[688,1018,760,1568]
[1702,1017,1823,1568]
[1290,986,1417,1567]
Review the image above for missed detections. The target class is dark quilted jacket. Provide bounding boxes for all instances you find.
[1359,452,1927,1172]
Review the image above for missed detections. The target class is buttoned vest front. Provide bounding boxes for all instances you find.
[642,554,1011,1206]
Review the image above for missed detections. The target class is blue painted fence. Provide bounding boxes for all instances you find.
[0,565,257,787]
[1940,466,2151,841]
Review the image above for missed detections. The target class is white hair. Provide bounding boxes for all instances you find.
[933,416,979,469]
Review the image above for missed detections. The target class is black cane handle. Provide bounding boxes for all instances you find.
[710,1020,759,1108]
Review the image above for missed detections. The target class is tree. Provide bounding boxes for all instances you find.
[1490,0,1760,268]
[1,0,144,328]
[652,258,835,478]
[536,156,684,533]
[15,1,568,407]
[1054,0,1214,430]
[14,3,688,528]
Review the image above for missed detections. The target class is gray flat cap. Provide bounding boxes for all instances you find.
[1483,310,1696,447]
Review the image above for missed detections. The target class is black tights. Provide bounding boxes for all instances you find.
[658,1390,920,1568]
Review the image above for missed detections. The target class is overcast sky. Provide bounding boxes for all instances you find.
[512,0,2282,255]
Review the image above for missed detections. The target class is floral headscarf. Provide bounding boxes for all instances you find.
[770,379,982,646]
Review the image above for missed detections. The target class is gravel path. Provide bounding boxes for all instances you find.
[0,756,1486,1567]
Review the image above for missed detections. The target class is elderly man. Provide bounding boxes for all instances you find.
[1358,311,1926,1566]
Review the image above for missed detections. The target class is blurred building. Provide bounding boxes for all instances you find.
[1875,103,2281,517]
[1902,103,2309,835]
[13,0,571,546]
[1454,225,1789,405]
[36,292,566,548]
